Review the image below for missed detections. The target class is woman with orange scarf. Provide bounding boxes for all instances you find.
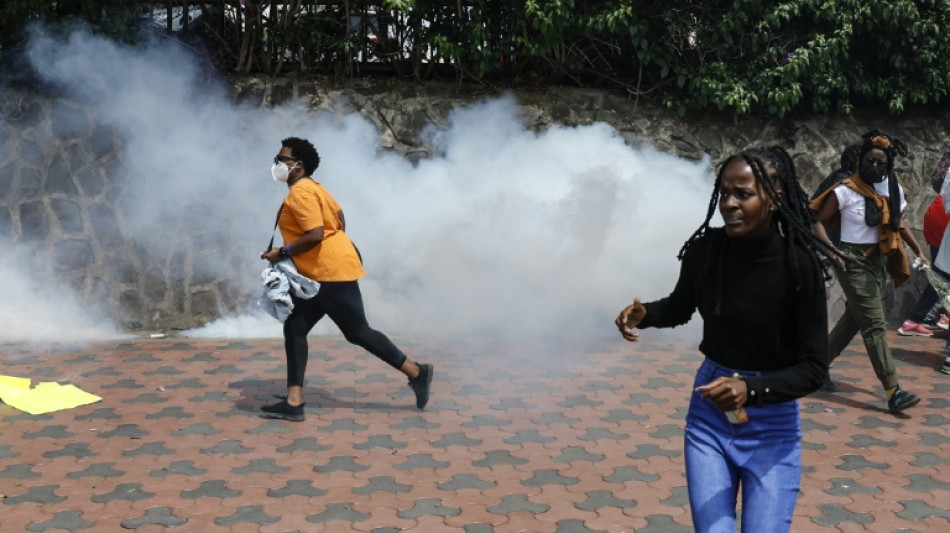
[811,131,925,414]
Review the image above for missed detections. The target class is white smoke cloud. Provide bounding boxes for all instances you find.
[6,27,716,343]
[0,239,125,342]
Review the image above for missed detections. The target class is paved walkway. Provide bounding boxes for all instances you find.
[1,331,948,532]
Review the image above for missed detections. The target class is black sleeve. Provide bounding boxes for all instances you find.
[743,251,829,405]
[637,241,701,330]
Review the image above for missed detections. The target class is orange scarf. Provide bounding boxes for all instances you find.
[811,175,910,287]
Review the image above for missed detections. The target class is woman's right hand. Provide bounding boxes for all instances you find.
[615,298,647,342]
[831,247,846,271]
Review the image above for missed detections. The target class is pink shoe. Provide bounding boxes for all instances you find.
[939,315,949,331]
[898,320,934,336]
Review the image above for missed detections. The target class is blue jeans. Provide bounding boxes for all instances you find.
[685,359,802,533]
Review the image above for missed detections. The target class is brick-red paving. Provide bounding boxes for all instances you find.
[1,331,948,532]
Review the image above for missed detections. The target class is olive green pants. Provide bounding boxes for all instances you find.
[827,243,899,390]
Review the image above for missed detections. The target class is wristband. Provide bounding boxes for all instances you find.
[285,244,293,257]
[278,246,288,259]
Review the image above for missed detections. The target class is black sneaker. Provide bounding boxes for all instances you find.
[818,375,836,393]
[408,363,433,410]
[260,399,305,421]
[886,386,921,414]
[941,356,950,375]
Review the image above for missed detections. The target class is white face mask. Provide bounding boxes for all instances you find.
[270,161,297,183]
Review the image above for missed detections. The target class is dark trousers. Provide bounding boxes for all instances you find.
[828,243,897,390]
[283,281,407,387]
[908,245,943,323]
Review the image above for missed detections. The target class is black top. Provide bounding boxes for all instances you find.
[638,226,828,405]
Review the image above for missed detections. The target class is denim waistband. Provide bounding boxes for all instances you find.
[701,358,781,378]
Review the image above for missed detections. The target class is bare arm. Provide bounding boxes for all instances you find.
[813,194,845,269]
[900,226,929,267]
[260,226,324,262]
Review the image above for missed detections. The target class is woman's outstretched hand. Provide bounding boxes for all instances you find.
[615,298,647,342]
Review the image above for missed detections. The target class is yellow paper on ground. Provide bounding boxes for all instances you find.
[2,380,102,415]
[0,375,32,405]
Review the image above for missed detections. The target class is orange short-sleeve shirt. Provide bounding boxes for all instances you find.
[279,178,365,282]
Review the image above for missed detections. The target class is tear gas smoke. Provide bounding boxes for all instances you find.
[3,27,719,343]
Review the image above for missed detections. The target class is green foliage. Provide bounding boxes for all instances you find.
[0,0,150,48]
[3,1,950,117]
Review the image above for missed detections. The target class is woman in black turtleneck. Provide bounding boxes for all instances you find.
[615,147,835,533]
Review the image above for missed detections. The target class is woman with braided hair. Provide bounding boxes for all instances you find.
[615,147,833,532]
[811,130,925,414]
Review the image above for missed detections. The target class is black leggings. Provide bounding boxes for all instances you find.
[283,281,407,387]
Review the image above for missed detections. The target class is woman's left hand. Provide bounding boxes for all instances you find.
[916,255,931,270]
[261,247,281,262]
[696,376,748,412]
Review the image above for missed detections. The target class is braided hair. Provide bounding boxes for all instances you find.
[678,147,837,297]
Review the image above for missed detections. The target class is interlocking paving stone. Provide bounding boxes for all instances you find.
[431,432,481,448]
[398,497,462,519]
[835,454,890,471]
[625,443,680,459]
[394,453,451,470]
[487,494,549,514]
[314,455,371,473]
[603,465,661,483]
[812,503,873,526]
[26,510,93,532]
[174,422,222,436]
[91,482,155,502]
[122,441,176,456]
[66,462,124,479]
[390,415,441,430]
[910,451,950,468]
[180,480,242,499]
[472,450,529,467]
[42,442,96,459]
[96,424,148,439]
[0,463,40,479]
[201,439,254,455]
[2,485,66,505]
[233,458,289,474]
[149,460,206,477]
[353,476,412,494]
[438,473,496,491]
[266,479,328,498]
[822,477,882,496]
[145,406,195,419]
[638,514,692,532]
[897,499,950,520]
[74,407,120,420]
[0,333,945,532]
[307,502,371,523]
[574,490,636,511]
[23,424,73,439]
[121,507,187,528]
[354,434,408,450]
[553,446,606,463]
[215,504,280,526]
[0,444,19,459]
[277,437,332,453]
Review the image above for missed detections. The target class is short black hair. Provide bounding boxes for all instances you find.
[281,137,321,176]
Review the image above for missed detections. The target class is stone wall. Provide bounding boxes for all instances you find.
[1,78,947,332]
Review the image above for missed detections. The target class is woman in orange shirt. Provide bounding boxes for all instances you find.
[260,137,433,421]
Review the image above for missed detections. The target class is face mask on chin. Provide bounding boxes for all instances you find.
[859,166,887,184]
[271,161,298,183]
